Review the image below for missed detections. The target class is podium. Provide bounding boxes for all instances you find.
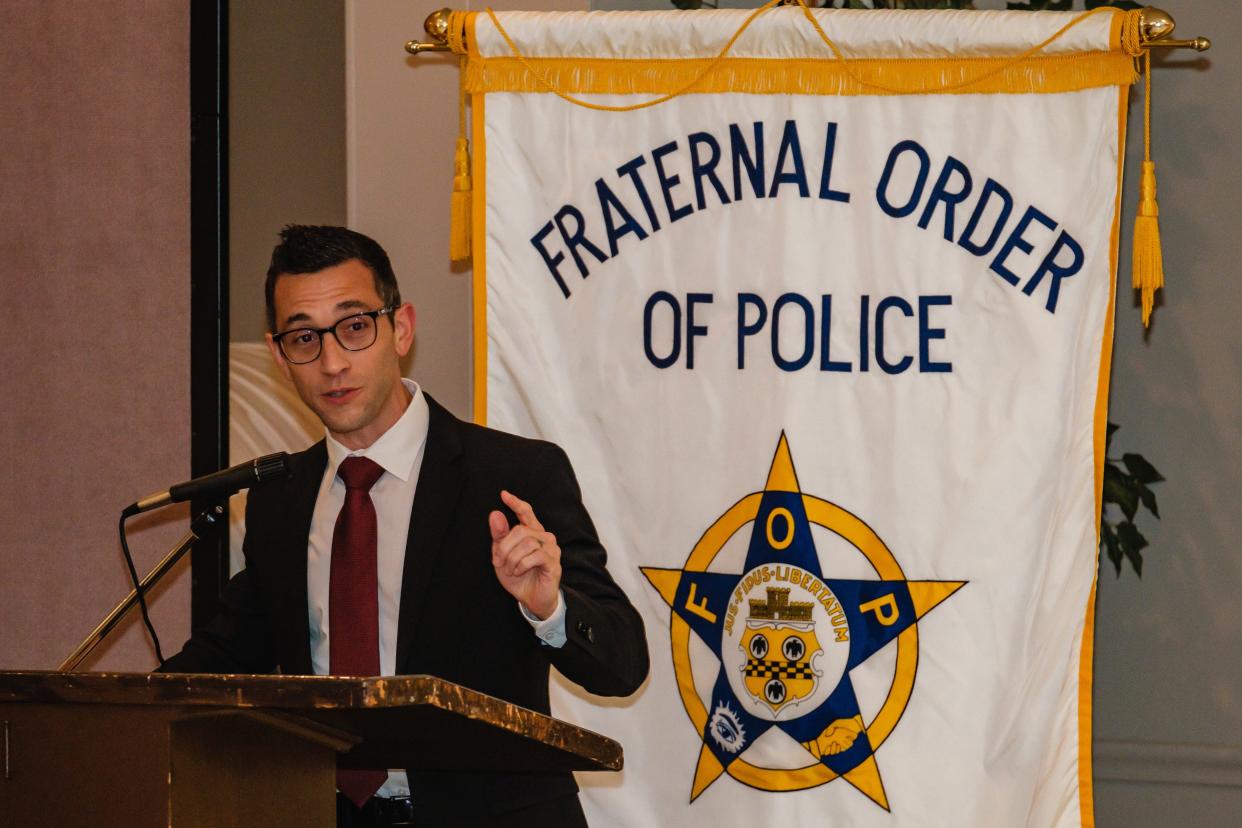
[0,670,622,827]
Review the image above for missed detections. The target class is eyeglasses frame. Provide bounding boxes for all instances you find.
[271,306,397,364]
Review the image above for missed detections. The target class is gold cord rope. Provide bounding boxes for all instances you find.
[1143,49,1152,163]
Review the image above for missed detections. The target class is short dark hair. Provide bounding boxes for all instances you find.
[264,224,402,332]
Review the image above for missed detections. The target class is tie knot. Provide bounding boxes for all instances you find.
[338,456,385,492]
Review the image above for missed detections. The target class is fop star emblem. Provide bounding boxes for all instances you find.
[642,434,966,809]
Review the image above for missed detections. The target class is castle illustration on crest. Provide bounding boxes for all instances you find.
[748,587,813,624]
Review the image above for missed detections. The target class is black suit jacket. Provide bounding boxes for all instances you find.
[162,396,649,825]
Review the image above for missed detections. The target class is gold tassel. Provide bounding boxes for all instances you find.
[449,54,472,263]
[1131,49,1163,327]
[1132,160,1163,325]
[450,136,472,262]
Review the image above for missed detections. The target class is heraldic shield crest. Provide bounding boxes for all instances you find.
[741,589,823,714]
[641,433,966,809]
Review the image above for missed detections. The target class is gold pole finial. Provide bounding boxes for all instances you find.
[426,9,452,41]
[1140,8,1175,42]
[1141,7,1211,52]
[406,8,454,54]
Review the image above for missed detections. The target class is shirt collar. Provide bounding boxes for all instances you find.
[324,378,429,484]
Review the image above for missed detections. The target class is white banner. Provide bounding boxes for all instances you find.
[463,7,1131,825]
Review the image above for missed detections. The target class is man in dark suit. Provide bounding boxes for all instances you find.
[161,225,648,826]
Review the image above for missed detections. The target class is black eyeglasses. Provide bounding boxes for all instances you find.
[272,307,395,364]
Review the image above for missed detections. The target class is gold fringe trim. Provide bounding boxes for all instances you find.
[464,51,1136,98]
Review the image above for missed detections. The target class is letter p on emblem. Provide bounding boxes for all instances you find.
[860,594,899,626]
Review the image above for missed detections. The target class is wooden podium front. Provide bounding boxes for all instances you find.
[0,671,622,827]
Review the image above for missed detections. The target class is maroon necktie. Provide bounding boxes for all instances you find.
[330,455,387,807]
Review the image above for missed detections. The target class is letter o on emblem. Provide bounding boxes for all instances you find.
[766,507,795,550]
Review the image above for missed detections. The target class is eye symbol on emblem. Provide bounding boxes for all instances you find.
[749,634,769,659]
[782,635,805,661]
[709,703,746,754]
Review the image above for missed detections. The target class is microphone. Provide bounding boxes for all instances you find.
[122,452,292,517]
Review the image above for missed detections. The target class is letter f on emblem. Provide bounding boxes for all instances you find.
[685,582,719,624]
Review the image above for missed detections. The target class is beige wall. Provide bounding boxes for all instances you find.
[0,3,192,671]
[346,0,587,420]
[229,0,348,342]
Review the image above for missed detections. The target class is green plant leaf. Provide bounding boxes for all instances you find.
[1116,520,1148,577]
[1086,0,1142,9]
[1098,424,1162,577]
[1138,486,1160,519]
[1122,452,1165,485]
[1103,463,1139,521]
[890,0,975,7]
[1006,0,1071,10]
[1100,522,1122,576]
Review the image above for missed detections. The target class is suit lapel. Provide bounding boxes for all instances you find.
[394,396,465,672]
[274,440,326,676]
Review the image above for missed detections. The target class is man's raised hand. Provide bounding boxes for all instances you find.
[488,490,562,620]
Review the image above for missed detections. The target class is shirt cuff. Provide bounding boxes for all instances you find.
[520,590,567,648]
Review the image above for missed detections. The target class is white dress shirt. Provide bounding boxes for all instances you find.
[305,379,565,797]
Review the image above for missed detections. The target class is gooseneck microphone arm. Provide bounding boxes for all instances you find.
[58,505,225,672]
[59,453,293,672]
